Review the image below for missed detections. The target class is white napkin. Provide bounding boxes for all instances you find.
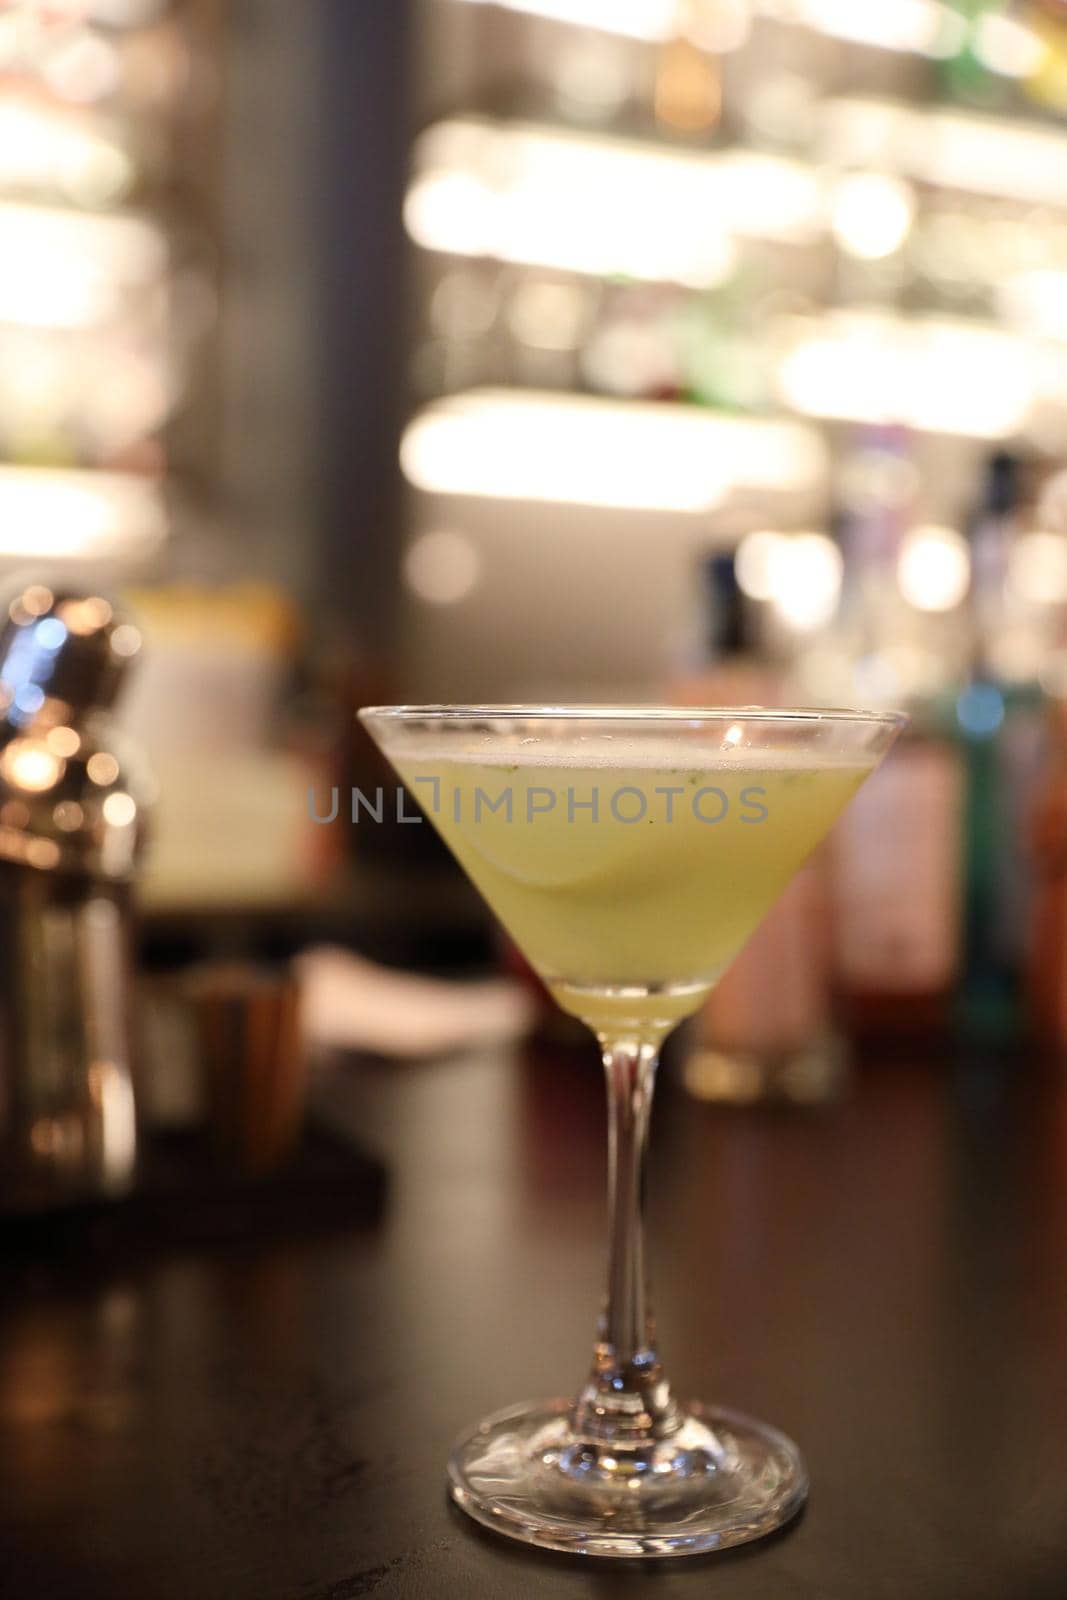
[296,946,536,1059]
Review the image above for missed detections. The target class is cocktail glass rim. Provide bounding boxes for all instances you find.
[363,702,907,727]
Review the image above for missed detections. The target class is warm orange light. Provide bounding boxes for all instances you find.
[0,739,62,794]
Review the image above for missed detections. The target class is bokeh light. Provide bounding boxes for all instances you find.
[897,526,971,612]
[404,531,483,606]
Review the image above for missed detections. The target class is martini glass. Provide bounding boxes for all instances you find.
[360,706,904,1559]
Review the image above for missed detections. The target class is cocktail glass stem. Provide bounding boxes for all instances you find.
[573,1036,683,1450]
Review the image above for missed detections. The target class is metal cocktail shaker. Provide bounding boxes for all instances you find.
[0,583,148,1212]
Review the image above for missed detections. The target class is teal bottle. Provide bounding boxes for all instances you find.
[956,452,1045,1042]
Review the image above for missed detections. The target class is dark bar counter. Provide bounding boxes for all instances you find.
[2,1041,1066,1599]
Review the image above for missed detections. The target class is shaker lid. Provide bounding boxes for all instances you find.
[0,582,142,730]
[0,584,147,878]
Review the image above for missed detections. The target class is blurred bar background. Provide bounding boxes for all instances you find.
[6,0,1067,1114]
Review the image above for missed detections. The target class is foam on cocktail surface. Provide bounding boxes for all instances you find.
[382,739,878,773]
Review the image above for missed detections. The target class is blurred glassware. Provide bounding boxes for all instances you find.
[806,426,968,1038]
[654,3,723,133]
[738,68,818,154]
[1025,0,1067,113]
[189,963,306,1177]
[685,861,843,1104]
[0,0,216,581]
[831,706,966,1039]
[116,583,327,914]
[956,450,1049,1040]
[580,295,685,399]
[939,0,1018,107]
[399,0,1067,1071]
[506,277,590,353]
[552,30,637,121]
[671,549,843,1104]
[0,580,149,1212]
[1026,687,1067,1044]
[672,546,782,697]
[430,266,501,341]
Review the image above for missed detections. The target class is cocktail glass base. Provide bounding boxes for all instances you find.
[447,1397,807,1559]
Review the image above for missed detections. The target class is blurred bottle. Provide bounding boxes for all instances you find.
[120,583,328,914]
[672,548,779,703]
[831,702,965,1039]
[1026,692,1067,1045]
[581,280,762,412]
[580,283,690,402]
[505,276,591,394]
[680,278,769,413]
[654,1,724,136]
[938,0,1067,116]
[551,29,640,127]
[835,425,916,669]
[955,450,1047,1040]
[828,428,966,1038]
[672,551,841,1103]
[1023,1,1067,115]
[686,860,841,1105]
[938,1,1014,109]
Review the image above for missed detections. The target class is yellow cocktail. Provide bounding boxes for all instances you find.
[395,749,871,1035]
